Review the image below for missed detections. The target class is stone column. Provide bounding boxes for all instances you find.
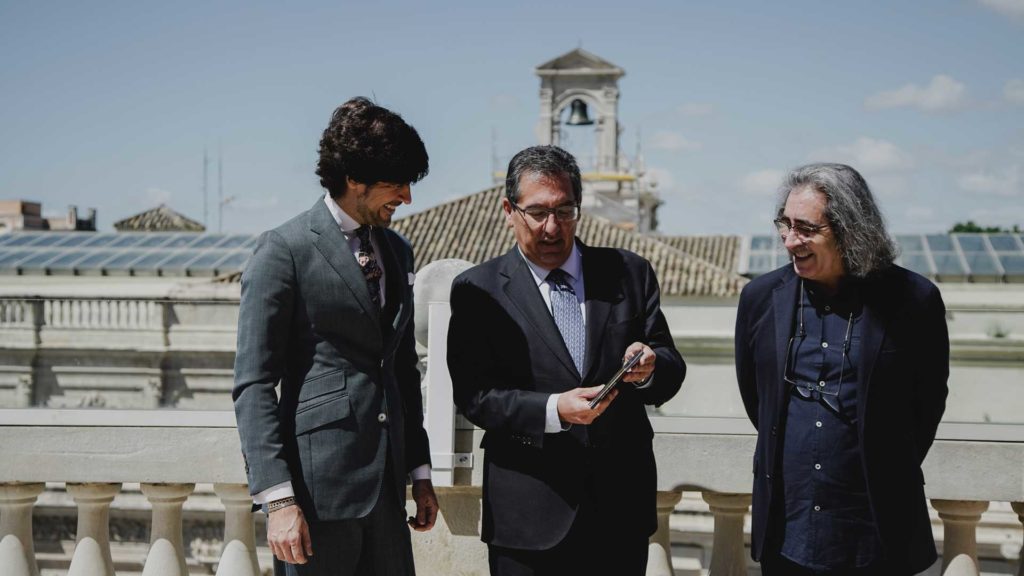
[646,490,682,576]
[141,483,195,576]
[66,483,121,576]
[1011,502,1024,576]
[213,483,260,576]
[702,491,752,576]
[931,499,989,574]
[0,482,45,576]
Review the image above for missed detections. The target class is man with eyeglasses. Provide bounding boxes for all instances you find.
[446,145,685,575]
[735,163,949,575]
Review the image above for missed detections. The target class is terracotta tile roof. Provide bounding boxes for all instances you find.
[654,235,742,274]
[113,205,205,232]
[392,186,747,298]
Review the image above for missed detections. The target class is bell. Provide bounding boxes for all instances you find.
[565,99,594,126]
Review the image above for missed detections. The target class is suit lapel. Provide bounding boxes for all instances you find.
[581,245,620,381]
[857,279,888,434]
[499,249,580,379]
[375,228,408,349]
[772,270,800,413]
[308,199,382,336]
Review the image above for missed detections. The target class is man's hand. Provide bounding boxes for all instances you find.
[557,385,619,425]
[409,479,439,532]
[267,504,313,564]
[621,342,655,384]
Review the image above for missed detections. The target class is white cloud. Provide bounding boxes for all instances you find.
[649,130,702,152]
[808,137,914,174]
[738,169,785,196]
[957,165,1021,196]
[1004,79,1024,105]
[976,0,1024,20]
[676,102,715,117]
[144,187,172,205]
[864,75,967,112]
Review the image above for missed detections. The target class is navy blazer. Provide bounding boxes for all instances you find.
[447,242,686,550]
[735,264,948,573]
[233,198,431,522]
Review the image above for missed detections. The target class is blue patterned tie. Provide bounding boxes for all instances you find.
[547,269,585,375]
[354,226,382,309]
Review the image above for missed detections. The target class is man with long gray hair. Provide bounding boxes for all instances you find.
[735,163,949,574]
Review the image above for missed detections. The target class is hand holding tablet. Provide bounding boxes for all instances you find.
[588,350,644,409]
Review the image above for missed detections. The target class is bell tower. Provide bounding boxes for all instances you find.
[534,48,661,232]
[536,48,623,173]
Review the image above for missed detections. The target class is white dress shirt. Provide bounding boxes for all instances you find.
[252,195,430,505]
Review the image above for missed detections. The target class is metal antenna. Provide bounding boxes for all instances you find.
[202,147,209,228]
[218,142,223,233]
[491,126,499,184]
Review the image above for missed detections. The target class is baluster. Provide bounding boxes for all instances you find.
[702,491,751,576]
[0,482,45,576]
[932,499,989,575]
[66,483,121,576]
[1012,502,1023,576]
[646,490,682,576]
[213,484,260,576]
[141,483,195,576]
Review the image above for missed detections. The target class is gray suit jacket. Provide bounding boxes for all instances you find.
[233,197,430,522]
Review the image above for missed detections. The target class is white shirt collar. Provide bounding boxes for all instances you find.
[519,240,583,287]
[323,193,361,234]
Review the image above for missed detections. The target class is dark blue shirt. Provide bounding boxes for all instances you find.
[780,281,881,569]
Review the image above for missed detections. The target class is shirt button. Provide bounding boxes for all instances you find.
[814,463,822,470]
[814,505,821,512]
[816,421,823,428]
[377,413,387,423]
[822,342,829,349]
[819,380,826,387]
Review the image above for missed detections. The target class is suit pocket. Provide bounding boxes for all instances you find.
[298,368,347,403]
[295,391,352,435]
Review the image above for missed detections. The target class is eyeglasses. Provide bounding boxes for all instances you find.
[774,217,829,241]
[783,280,855,421]
[512,203,580,224]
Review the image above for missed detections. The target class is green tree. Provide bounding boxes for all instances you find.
[949,221,1020,233]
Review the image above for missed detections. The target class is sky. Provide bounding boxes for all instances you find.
[1,0,1022,236]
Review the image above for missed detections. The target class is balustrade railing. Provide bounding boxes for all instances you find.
[1,410,1022,575]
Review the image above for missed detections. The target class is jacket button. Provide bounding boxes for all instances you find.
[766,474,771,480]
[377,413,387,423]
[771,426,777,436]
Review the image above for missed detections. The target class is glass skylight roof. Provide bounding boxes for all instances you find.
[0,232,255,277]
[742,233,1024,283]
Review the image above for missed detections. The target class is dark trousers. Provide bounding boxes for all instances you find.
[277,483,414,576]
[487,502,649,576]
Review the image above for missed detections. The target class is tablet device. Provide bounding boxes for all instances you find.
[588,351,644,409]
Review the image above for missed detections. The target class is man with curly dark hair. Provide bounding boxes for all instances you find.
[233,96,437,576]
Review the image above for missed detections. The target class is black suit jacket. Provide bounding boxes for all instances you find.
[233,198,430,522]
[447,241,685,550]
[735,264,948,572]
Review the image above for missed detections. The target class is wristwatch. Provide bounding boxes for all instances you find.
[267,496,296,513]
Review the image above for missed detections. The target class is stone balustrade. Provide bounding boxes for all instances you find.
[1,410,1022,575]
